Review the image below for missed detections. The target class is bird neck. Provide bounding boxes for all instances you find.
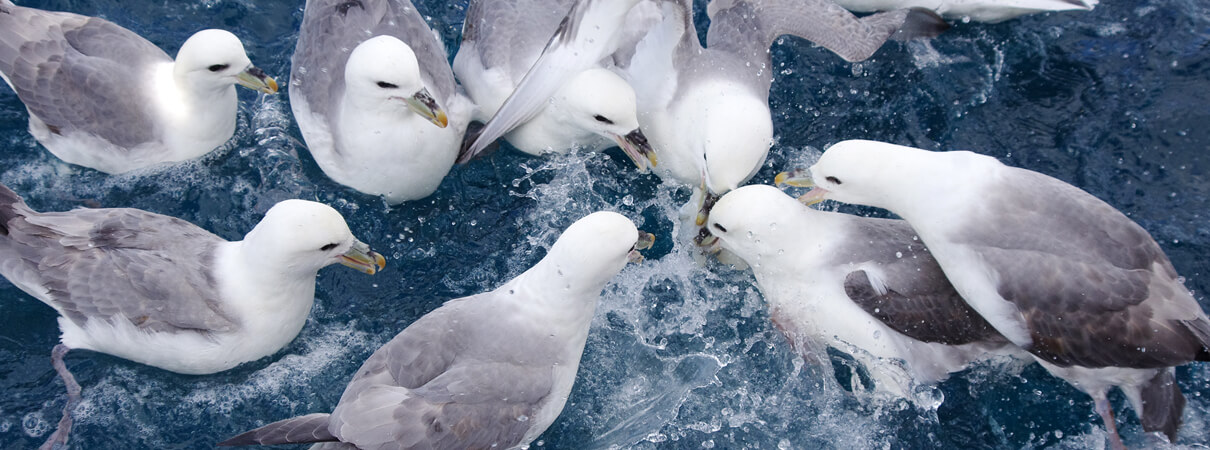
[509,265,604,327]
[212,242,317,335]
[154,62,239,149]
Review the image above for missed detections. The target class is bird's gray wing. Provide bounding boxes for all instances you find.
[459,0,640,161]
[292,0,456,118]
[218,413,338,447]
[0,5,167,148]
[958,169,1210,368]
[836,217,1006,346]
[462,0,574,81]
[705,0,947,64]
[0,187,236,335]
[328,294,555,448]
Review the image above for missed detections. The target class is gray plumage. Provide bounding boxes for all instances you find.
[0,184,233,335]
[704,0,946,94]
[461,0,574,84]
[222,211,641,449]
[460,0,643,159]
[0,3,165,148]
[956,168,1210,369]
[807,139,1210,443]
[838,217,1005,347]
[222,292,566,449]
[705,185,1018,397]
[291,0,457,127]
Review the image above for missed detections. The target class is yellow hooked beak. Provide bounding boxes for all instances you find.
[628,231,655,264]
[775,169,826,206]
[338,240,386,275]
[694,188,721,227]
[774,168,814,188]
[404,87,449,128]
[612,129,658,172]
[235,66,278,94]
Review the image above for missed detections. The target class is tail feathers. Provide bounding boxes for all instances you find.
[890,8,950,42]
[218,413,338,447]
[1139,368,1186,442]
[1064,0,1098,9]
[0,182,31,236]
[457,120,498,164]
[1184,318,1210,361]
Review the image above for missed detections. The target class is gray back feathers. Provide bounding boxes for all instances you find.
[0,184,234,335]
[835,216,1007,346]
[959,168,1210,368]
[326,293,558,448]
[462,0,576,80]
[292,0,457,119]
[0,4,167,147]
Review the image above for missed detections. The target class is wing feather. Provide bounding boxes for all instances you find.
[838,217,1007,346]
[0,188,235,335]
[0,5,167,147]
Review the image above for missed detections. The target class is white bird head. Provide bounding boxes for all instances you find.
[807,139,985,211]
[702,184,804,263]
[174,29,277,95]
[344,35,448,127]
[241,200,385,276]
[699,93,772,194]
[532,211,649,294]
[555,68,657,170]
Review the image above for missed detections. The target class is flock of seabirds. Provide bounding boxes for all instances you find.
[2,0,1207,448]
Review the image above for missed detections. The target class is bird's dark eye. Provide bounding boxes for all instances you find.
[208,64,229,73]
[826,176,842,185]
[320,243,339,251]
[377,81,398,89]
[713,223,728,233]
[593,114,614,125]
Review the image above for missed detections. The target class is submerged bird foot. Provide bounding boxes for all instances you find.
[39,344,80,450]
[1094,396,1126,450]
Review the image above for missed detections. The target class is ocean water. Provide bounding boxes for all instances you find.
[0,0,1208,448]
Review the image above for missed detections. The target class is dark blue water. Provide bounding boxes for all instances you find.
[1,0,1208,448]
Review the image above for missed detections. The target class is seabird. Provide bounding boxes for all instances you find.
[800,139,1210,447]
[290,0,473,204]
[0,1,278,174]
[453,0,657,170]
[0,183,384,448]
[220,211,653,449]
[701,184,1022,401]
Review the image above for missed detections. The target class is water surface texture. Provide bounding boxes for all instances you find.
[1,0,1209,448]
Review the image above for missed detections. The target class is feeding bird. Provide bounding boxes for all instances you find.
[799,139,1210,448]
[221,211,652,449]
[702,184,1023,401]
[453,0,657,170]
[616,0,946,227]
